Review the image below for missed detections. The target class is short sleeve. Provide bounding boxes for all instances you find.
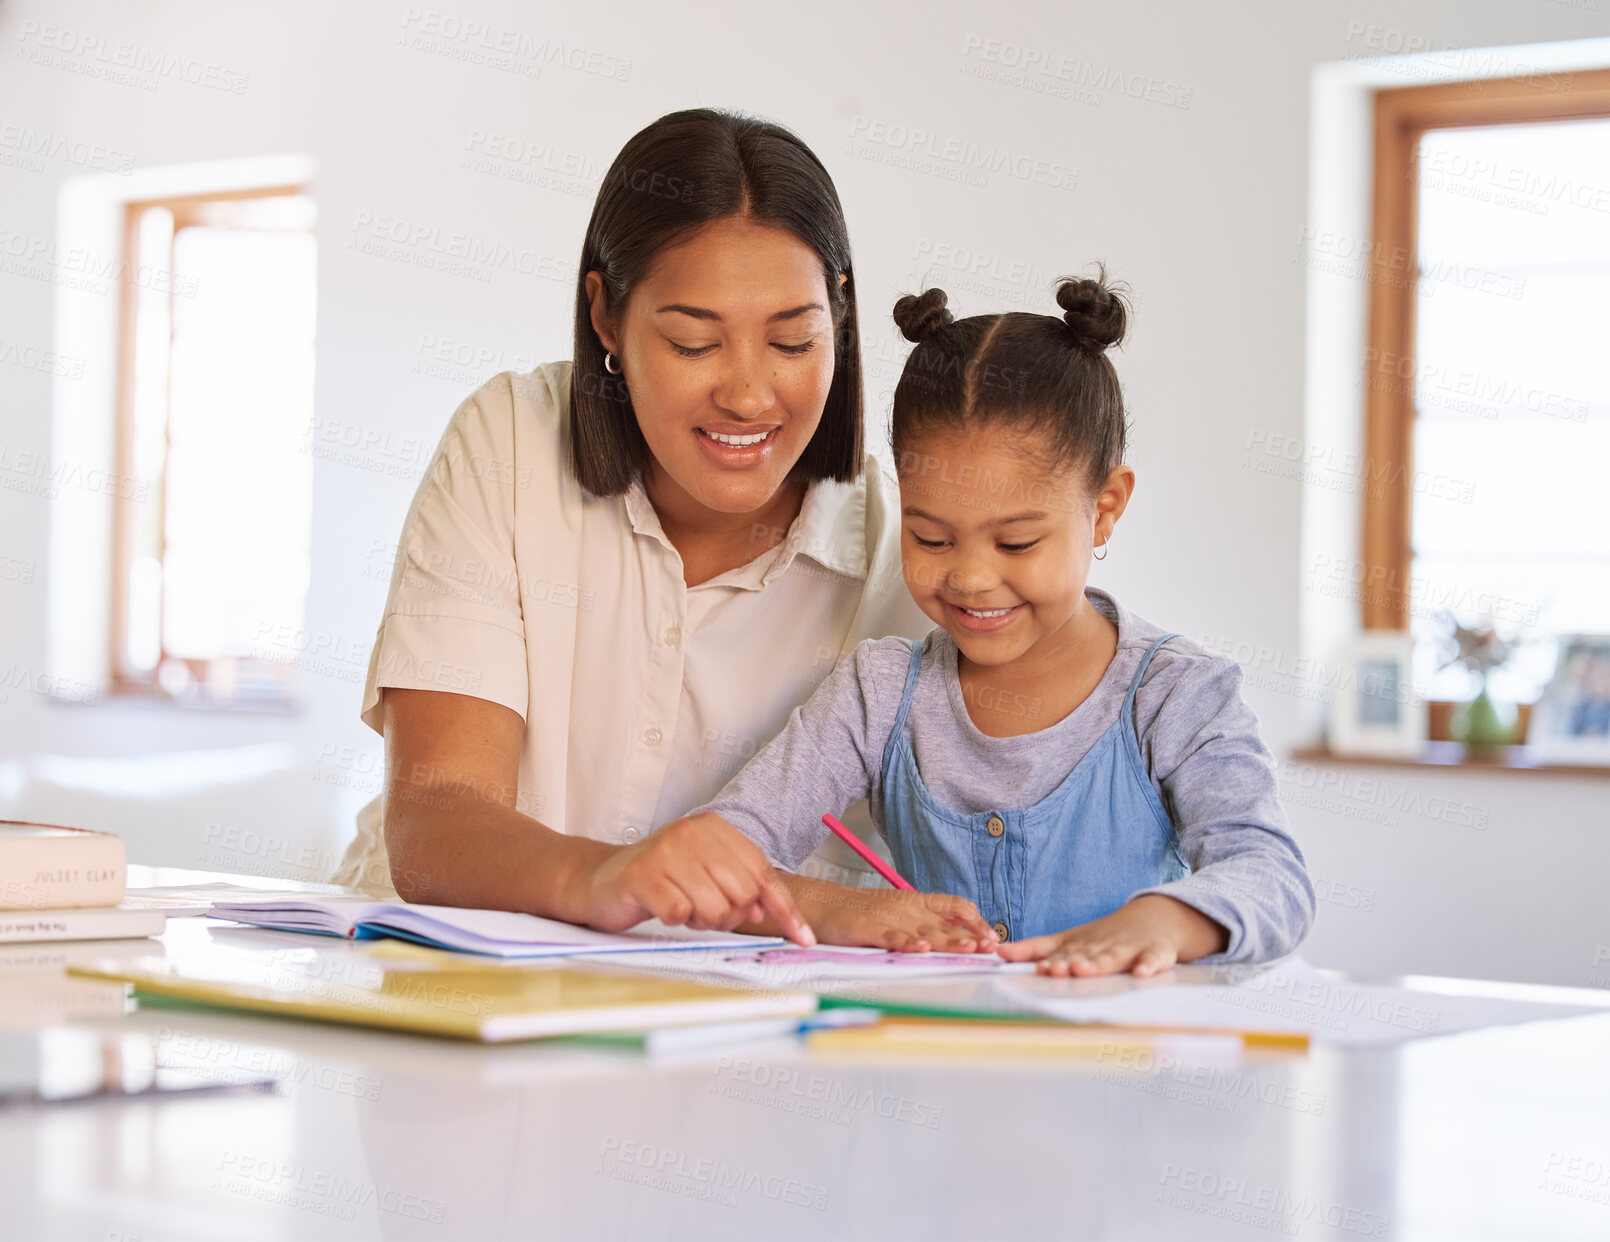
[359,376,538,733]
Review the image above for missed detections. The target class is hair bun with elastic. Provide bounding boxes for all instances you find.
[892,287,955,343]
[1055,271,1127,353]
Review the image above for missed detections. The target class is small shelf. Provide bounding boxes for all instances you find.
[1291,744,1610,778]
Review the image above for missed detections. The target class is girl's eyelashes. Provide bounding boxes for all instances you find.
[909,534,1040,553]
[668,341,716,358]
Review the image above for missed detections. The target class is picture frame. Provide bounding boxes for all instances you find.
[1328,631,1427,758]
[1527,634,1610,765]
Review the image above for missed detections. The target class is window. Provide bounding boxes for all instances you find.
[112,187,317,707]
[1364,70,1610,704]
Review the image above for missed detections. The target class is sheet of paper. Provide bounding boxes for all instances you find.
[592,943,1018,989]
[996,956,1607,1047]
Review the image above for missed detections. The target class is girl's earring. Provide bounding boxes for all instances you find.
[1093,537,1110,561]
[603,352,622,375]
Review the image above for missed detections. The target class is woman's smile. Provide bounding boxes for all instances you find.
[601,216,836,518]
[695,423,781,467]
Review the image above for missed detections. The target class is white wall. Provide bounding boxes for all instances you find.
[1,0,1606,984]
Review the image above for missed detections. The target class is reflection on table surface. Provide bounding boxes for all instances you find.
[3,906,1610,1240]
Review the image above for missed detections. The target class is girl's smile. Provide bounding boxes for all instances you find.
[899,429,1092,661]
[944,600,1027,632]
[898,426,1135,734]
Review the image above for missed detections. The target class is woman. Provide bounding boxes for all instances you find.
[334,108,989,949]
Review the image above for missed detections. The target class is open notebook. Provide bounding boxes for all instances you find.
[206,896,784,958]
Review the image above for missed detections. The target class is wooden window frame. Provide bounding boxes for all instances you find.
[110,182,312,705]
[1362,68,1610,629]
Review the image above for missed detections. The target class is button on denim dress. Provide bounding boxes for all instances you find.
[878,633,1189,941]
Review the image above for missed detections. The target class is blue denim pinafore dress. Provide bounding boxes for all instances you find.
[878,633,1189,941]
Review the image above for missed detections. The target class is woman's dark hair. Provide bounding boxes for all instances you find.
[570,108,863,496]
[889,270,1131,498]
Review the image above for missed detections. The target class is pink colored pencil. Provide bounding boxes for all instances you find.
[821,812,915,891]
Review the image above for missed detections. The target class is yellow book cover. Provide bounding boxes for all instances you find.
[68,945,817,1042]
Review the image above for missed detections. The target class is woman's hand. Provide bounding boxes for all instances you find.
[789,881,999,953]
[582,813,816,945]
[994,894,1229,977]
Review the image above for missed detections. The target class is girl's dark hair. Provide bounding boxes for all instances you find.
[570,108,863,496]
[890,270,1131,498]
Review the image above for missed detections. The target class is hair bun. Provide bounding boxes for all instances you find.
[1055,270,1127,352]
[892,288,955,343]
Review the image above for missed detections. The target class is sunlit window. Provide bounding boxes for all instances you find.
[1410,119,1610,703]
[115,190,317,707]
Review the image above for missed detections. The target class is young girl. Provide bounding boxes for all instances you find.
[680,273,1315,976]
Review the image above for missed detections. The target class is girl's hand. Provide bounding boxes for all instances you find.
[582,813,816,945]
[994,894,1229,977]
[802,884,999,953]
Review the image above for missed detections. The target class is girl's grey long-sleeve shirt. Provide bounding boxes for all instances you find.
[693,589,1316,963]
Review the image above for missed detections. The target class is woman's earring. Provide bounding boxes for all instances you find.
[1093,538,1110,561]
[603,352,622,375]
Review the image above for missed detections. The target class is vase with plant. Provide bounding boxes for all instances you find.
[1437,617,1523,750]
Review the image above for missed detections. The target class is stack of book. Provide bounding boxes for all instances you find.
[0,821,165,943]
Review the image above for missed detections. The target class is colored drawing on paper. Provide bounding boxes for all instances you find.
[725,948,1001,968]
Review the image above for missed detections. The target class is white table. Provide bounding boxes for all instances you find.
[3,869,1610,1241]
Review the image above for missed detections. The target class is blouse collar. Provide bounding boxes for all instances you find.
[623,468,871,589]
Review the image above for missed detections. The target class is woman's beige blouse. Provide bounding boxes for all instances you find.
[333,363,932,896]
